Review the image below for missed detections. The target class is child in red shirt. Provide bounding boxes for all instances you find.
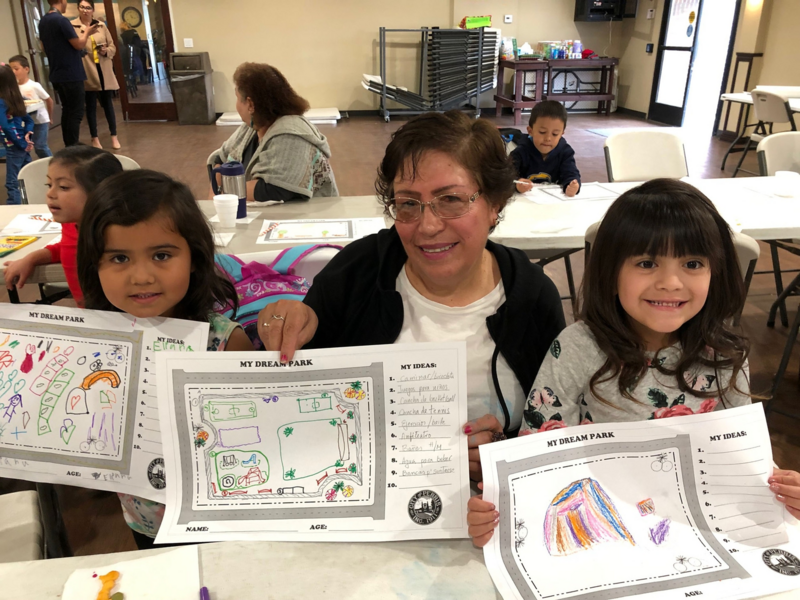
[3,146,122,304]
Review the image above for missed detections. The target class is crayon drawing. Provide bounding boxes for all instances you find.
[188,377,374,507]
[543,478,635,556]
[0,327,132,460]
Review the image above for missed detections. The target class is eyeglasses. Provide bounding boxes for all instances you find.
[388,191,480,222]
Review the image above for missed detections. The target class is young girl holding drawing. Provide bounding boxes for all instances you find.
[4,146,122,304]
[0,63,34,206]
[467,178,800,546]
[77,169,253,547]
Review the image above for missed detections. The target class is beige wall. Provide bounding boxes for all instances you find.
[756,0,800,86]
[168,0,632,112]
[615,0,664,114]
[1,0,24,62]
[169,0,453,113]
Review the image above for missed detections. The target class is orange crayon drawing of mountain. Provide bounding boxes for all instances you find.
[543,478,635,556]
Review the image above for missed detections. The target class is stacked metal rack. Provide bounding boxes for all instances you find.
[369,27,498,122]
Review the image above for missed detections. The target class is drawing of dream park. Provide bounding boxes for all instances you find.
[192,379,373,504]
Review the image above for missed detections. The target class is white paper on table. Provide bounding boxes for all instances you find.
[0,304,208,501]
[209,211,261,224]
[256,218,386,244]
[214,232,235,247]
[1,213,61,235]
[155,342,471,543]
[62,545,200,600]
[540,182,621,202]
[518,186,563,205]
[480,404,800,600]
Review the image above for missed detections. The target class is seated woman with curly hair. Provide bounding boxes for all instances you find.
[208,63,338,202]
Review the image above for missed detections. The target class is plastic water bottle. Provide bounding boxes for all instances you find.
[573,40,583,55]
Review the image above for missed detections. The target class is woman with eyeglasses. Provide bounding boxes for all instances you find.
[72,0,121,149]
[257,110,565,482]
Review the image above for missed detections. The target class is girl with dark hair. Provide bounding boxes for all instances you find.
[207,62,338,202]
[3,146,122,303]
[0,63,34,205]
[77,169,252,548]
[467,179,800,547]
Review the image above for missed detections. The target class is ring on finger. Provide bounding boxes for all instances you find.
[262,323,270,328]
[271,314,285,322]
[491,431,507,442]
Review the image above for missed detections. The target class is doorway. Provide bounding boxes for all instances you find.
[102,0,177,121]
[17,0,178,122]
[648,0,740,132]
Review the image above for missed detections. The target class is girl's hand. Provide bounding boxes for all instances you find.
[464,414,504,482]
[468,485,500,547]
[770,469,800,519]
[257,300,318,362]
[3,258,35,290]
[565,180,580,197]
[515,179,533,193]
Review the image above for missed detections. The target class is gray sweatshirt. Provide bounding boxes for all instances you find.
[208,115,338,199]
[520,322,751,433]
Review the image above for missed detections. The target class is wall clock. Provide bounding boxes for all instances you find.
[122,6,142,28]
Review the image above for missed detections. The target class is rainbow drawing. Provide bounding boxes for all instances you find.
[543,478,635,556]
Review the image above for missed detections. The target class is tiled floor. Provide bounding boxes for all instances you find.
[0,108,797,557]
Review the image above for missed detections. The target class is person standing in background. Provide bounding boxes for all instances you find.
[9,55,53,158]
[38,0,97,147]
[72,1,121,150]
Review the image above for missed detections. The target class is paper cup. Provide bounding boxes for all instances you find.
[213,194,239,228]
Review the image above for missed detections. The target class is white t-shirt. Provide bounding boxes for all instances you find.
[19,80,51,125]
[395,266,527,430]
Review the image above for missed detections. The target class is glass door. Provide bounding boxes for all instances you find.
[102,0,177,121]
[648,0,704,126]
[19,0,57,125]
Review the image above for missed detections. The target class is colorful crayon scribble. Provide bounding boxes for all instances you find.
[637,498,655,516]
[649,518,671,545]
[543,478,635,556]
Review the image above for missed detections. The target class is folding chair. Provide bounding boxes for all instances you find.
[604,130,689,182]
[732,90,797,178]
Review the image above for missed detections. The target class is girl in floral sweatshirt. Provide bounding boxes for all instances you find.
[467,180,800,547]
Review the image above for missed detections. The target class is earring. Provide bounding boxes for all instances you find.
[249,116,254,128]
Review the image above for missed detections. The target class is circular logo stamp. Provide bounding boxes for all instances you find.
[408,490,442,525]
[762,549,800,576]
[147,458,166,490]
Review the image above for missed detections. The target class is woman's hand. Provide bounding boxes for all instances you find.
[515,179,533,193]
[4,257,36,290]
[257,300,319,362]
[468,484,499,547]
[770,469,800,519]
[464,414,504,482]
[564,180,580,197]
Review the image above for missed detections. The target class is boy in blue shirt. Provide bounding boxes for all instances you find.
[512,101,581,197]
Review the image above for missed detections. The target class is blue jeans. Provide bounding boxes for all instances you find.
[4,145,32,205]
[32,123,52,159]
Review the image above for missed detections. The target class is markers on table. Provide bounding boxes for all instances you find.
[200,586,210,600]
